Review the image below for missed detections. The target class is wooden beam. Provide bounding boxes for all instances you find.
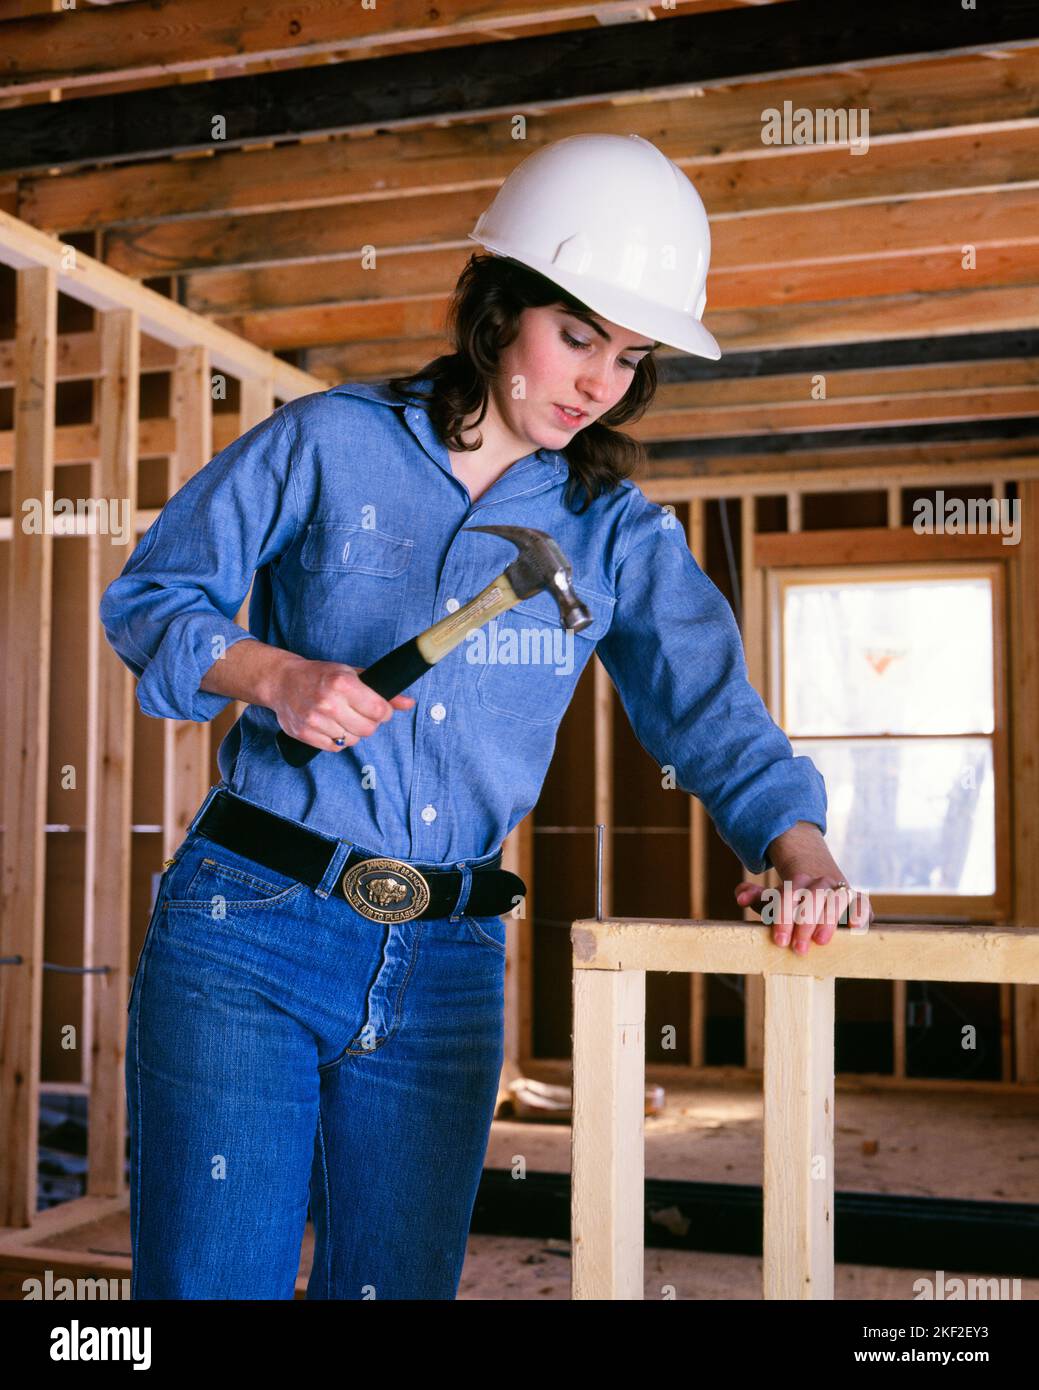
[755,527,1017,568]
[763,974,834,1299]
[1,264,56,1228]
[18,97,1039,233]
[594,660,613,922]
[687,500,708,1069]
[172,228,1039,329]
[640,448,1039,496]
[571,919,1039,984]
[646,415,1039,470]
[633,386,1039,444]
[113,182,1039,283]
[304,327,1039,389]
[0,0,718,99]
[571,968,645,1300]
[214,281,1039,356]
[1009,480,1039,1081]
[2,0,1037,172]
[647,357,1039,413]
[229,376,273,727]
[741,497,765,1072]
[0,209,323,399]
[500,811,534,1073]
[162,347,213,860]
[84,306,138,1200]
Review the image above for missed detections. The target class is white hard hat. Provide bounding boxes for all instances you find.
[468,133,720,361]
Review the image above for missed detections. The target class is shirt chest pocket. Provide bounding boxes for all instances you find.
[474,583,615,726]
[290,523,415,665]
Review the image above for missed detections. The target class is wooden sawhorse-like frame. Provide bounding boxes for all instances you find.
[570,918,1039,1299]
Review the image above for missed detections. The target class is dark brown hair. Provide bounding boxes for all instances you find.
[386,254,658,515]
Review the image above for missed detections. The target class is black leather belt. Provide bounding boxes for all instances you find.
[193,790,526,924]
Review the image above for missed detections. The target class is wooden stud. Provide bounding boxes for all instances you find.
[688,500,708,1067]
[1010,480,1039,1081]
[763,974,835,1299]
[594,657,613,922]
[741,497,766,1071]
[571,967,645,1300]
[501,812,534,1077]
[1,265,57,1228]
[163,347,213,859]
[84,307,139,1199]
[230,376,274,726]
[894,982,907,1079]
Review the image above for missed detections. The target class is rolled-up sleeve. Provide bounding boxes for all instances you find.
[99,404,301,722]
[595,504,827,873]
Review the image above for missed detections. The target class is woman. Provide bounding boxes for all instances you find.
[101,133,859,1301]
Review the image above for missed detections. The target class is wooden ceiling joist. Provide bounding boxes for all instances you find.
[15,54,1039,232]
[646,416,1039,466]
[98,181,1039,282]
[1,0,1037,174]
[205,281,1039,357]
[0,0,725,100]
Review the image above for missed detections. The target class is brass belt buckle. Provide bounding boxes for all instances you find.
[341,856,431,923]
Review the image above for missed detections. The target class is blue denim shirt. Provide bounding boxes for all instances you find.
[99,377,826,871]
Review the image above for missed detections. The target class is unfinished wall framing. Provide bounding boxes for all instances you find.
[0,209,324,1233]
[521,470,1039,1091]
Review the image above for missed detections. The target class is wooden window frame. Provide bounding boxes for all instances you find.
[765,557,1010,923]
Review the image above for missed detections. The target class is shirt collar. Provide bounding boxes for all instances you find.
[327,375,567,479]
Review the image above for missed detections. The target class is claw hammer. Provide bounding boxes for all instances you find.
[276,524,592,767]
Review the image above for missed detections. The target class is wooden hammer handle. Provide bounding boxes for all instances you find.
[275,571,522,768]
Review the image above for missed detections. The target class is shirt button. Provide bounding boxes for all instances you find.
[421,805,437,823]
[430,703,446,722]
[445,597,460,612]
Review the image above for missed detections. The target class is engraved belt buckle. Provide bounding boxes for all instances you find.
[341,856,431,924]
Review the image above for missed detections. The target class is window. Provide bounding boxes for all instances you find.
[769,563,1008,920]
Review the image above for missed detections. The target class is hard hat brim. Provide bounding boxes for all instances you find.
[468,238,722,362]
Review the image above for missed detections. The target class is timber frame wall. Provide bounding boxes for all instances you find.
[0,209,326,1231]
[512,473,1039,1091]
[569,916,1039,1299]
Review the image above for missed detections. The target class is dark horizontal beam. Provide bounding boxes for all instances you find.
[655,330,1039,385]
[647,417,1039,463]
[472,1172,1039,1276]
[2,0,1038,175]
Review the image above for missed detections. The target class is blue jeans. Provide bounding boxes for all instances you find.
[125,819,507,1300]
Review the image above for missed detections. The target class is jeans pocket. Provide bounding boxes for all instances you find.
[463,914,507,954]
[165,840,307,915]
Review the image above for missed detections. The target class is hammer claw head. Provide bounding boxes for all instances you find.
[464,523,593,632]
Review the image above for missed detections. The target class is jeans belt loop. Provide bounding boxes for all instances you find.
[448,863,473,922]
[316,839,353,900]
[185,784,224,839]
